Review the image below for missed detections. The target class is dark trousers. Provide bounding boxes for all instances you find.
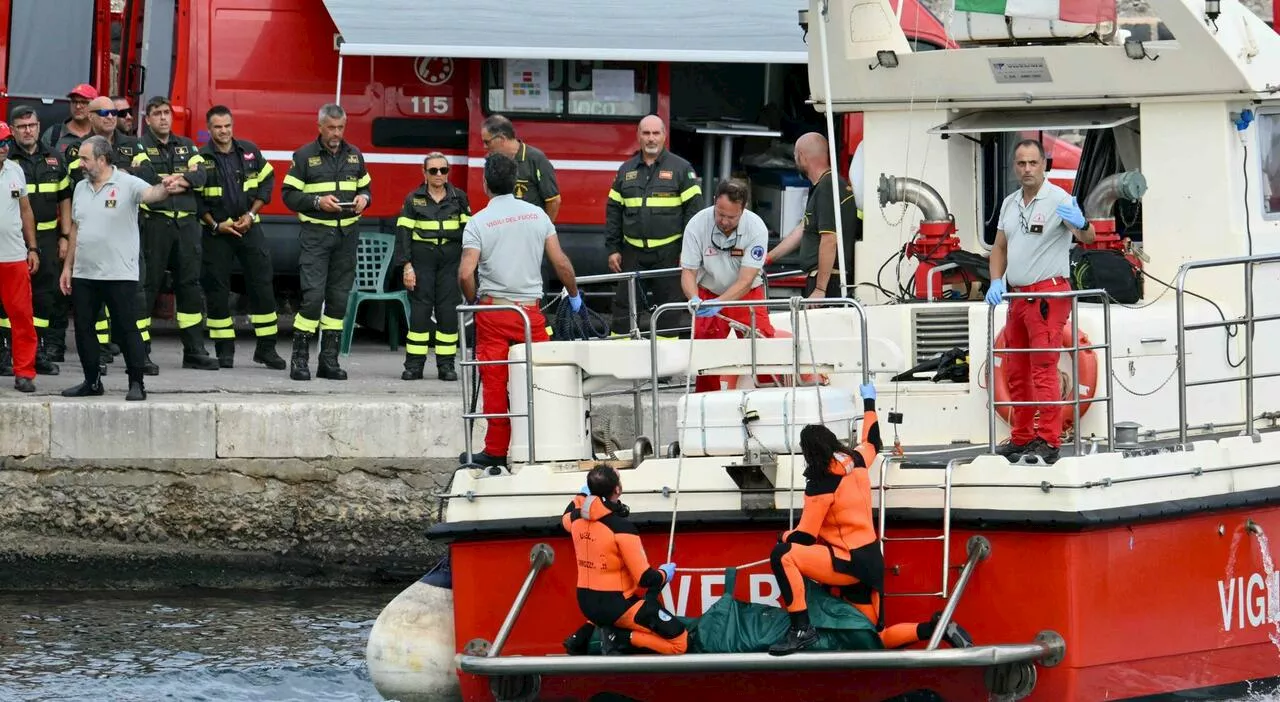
[201,222,279,342]
[71,278,147,382]
[31,230,68,344]
[608,241,687,337]
[139,213,206,345]
[295,223,359,335]
[406,240,461,361]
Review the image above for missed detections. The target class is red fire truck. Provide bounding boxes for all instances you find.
[0,0,1020,309]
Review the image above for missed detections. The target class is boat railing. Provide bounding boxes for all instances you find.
[647,295,872,447]
[570,266,686,340]
[1174,252,1280,444]
[984,289,1117,455]
[456,303,538,465]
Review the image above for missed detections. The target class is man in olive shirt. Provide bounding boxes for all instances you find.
[767,132,859,298]
[480,114,560,221]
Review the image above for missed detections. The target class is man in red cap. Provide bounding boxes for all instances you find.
[42,84,97,159]
[0,122,42,392]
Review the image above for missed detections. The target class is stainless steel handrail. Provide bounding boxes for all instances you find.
[985,288,1115,456]
[456,303,536,464]
[647,296,872,447]
[1174,252,1280,444]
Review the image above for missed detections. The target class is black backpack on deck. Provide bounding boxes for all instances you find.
[1069,247,1143,304]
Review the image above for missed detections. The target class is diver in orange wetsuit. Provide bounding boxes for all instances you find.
[561,463,687,655]
[768,384,976,655]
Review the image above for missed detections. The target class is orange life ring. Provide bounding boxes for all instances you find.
[712,329,828,390]
[992,323,1098,434]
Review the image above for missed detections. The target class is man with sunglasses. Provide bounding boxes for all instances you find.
[112,97,135,136]
[679,179,774,392]
[394,152,469,381]
[194,105,286,371]
[2,106,68,377]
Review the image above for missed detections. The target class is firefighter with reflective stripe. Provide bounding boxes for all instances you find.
[280,103,372,382]
[67,97,149,375]
[194,106,285,371]
[480,114,560,221]
[767,388,975,656]
[394,152,469,382]
[5,106,67,377]
[561,464,686,655]
[131,96,219,371]
[605,116,702,337]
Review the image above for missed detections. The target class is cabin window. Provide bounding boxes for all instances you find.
[483,60,656,120]
[1259,112,1280,218]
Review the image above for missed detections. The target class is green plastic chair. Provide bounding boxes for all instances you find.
[339,231,411,356]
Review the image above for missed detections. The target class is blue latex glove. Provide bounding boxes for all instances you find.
[860,383,876,400]
[695,299,721,318]
[1056,196,1087,229]
[567,292,583,313]
[579,483,591,496]
[985,278,1006,306]
[659,562,677,583]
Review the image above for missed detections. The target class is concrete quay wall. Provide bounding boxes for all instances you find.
[0,393,677,590]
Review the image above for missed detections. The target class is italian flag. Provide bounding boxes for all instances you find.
[953,0,1110,23]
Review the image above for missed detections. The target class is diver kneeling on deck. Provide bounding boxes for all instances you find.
[769,385,975,655]
[562,464,688,655]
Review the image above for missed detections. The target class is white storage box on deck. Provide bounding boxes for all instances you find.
[676,387,860,457]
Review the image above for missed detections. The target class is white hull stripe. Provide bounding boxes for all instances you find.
[261,150,622,172]
[1048,168,1078,180]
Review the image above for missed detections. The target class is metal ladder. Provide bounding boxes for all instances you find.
[456,303,539,466]
[875,456,963,598]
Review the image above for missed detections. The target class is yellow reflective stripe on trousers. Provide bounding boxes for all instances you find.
[175,312,203,329]
[201,186,224,197]
[319,315,344,331]
[623,233,681,249]
[36,220,57,231]
[32,317,49,328]
[434,330,458,356]
[207,317,235,339]
[406,330,430,356]
[298,213,360,227]
[294,314,319,334]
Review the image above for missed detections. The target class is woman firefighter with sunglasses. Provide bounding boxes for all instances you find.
[393,152,471,382]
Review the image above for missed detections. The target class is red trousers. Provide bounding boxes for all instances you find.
[693,286,775,393]
[1002,277,1071,447]
[475,300,548,456]
[0,260,35,379]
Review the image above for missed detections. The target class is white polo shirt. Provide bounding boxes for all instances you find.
[997,179,1073,287]
[679,206,768,295]
[0,160,28,264]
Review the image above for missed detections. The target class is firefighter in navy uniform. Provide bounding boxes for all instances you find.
[4,106,66,377]
[394,152,469,382]
[194,105,286,370]
[281,103,372,382]
[605,115,702,337]
[131,95,220,371]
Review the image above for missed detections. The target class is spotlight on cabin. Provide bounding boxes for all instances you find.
[1204,0,1221,21]
[1123,39,1157,60]
[869,50,899,70]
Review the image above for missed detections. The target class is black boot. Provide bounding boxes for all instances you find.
[437,356,458,381]
[46,328,66,362]
[61,378,104,397]
[920,611,974,648]
[316,330,347,380]
[769,610,819,656]
[252,337,286,370]
[562,622,597,656]
[180,327,220,371]
[599,627,635,656]
[214,340,235,368]
[401,353,425,381]
[290,332,313,381]
[0,328,12,376]
[125,371,146,402]
[34,332,59,376]
[141,340,159,376]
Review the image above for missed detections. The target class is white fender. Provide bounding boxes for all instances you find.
[366,579,461,702]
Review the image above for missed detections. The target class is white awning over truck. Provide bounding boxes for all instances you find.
[320,0,809,63]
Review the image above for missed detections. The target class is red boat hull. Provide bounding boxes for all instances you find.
[448,504,1280,701]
